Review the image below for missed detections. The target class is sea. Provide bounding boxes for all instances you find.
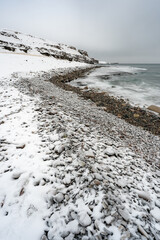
[70,64,160,108]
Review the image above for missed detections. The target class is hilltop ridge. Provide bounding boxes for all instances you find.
[0,30,98,64]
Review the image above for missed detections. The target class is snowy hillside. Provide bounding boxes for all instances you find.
[0,30,98,64]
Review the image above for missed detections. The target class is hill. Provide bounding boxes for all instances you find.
[0,30,98,64]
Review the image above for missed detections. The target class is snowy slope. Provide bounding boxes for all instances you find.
[0,30,98,64]
[0,53,89,79]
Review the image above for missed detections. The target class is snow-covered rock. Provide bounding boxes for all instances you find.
[78,212,92,227]
[151,207,160,221]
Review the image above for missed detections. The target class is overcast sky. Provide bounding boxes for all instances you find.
[1,0,160,63]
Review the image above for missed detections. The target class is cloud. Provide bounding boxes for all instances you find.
[0,0,160,62]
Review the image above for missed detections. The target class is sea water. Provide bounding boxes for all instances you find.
[70,64,160,107]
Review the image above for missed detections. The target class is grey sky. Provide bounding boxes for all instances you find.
[1,0,160,63]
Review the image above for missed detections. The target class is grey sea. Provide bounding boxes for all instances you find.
[70,64,160,107]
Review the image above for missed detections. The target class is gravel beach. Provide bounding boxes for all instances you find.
[0,66,159,239]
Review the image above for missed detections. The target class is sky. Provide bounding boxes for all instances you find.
[0,0,160,63]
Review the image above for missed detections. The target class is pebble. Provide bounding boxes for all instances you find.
[54,145,65,154]
[78,212,92,227]
[79,161,85,167]
[137,224,149,239]
[55,193,64,203]
[94,180,101,186]
[94,173,103,181]
[118,208,130,222]
[61,231,70,238]
[40,235,48,240]
[104,146,115,156]
[156,171,160,177]
[85,150,95,158]
[151,207,160,221]
[117,179,127,188]
[105,216,114,224]
[155,200,160,208]
[137,191,151,201]
[65,233,74,240]
[49,134,59,142]
[12,172,21,180]
[16,144,25,149]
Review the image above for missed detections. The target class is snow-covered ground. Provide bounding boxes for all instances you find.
[0,50,160,240]
[0,53,88,78]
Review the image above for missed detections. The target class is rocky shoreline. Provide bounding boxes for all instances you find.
[13,68,160,239]
[49,67,160,136]
[1,66,160,239]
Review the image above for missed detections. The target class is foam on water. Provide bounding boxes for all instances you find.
[70,64,160,107]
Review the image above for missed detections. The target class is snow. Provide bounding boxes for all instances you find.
[0,31,160,240]
[0,85,48,239]
[0,48,88,239]
[0,53,87,78]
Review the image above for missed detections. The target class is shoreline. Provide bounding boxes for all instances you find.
[1,66,159,239]
[49,66,160,136]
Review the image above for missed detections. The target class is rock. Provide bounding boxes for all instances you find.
[94,180,101,186]
[151,207,160,221]
[78,212,92,227]
[104,146,115,156]
[67,219,79,234]
[16,144,25,149]
[101,227,113,236]
[138,191,151,201]
[79,161,85,167]
[133,113,139,118]
[105,216,114,224]
[94,173,103,181]
[55,193,64,203]
[137,225,149,239]
[155,171,160,177]
[40,234,48,240]
[78,49,88,56]
[148,105,160,114]
[65,194,69,201]
[49,134,59,142]
[54,145,64,154]
[85,150,95,158]
[48,110,57,115]
[70,211,77,220]
[118,208,130,222]
[65,233,74,240]
[117,179,127,188]
[61,231,70,238]
[12,172,21,180]
[69,46,76,50]
[155,200,160,208]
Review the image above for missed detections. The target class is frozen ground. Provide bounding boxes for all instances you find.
[0,53,160,240]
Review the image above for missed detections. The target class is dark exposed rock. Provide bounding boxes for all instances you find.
[3,46,16,52]
[0,31,19,39]
[69,46,76,50]
[78,49,88,56]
